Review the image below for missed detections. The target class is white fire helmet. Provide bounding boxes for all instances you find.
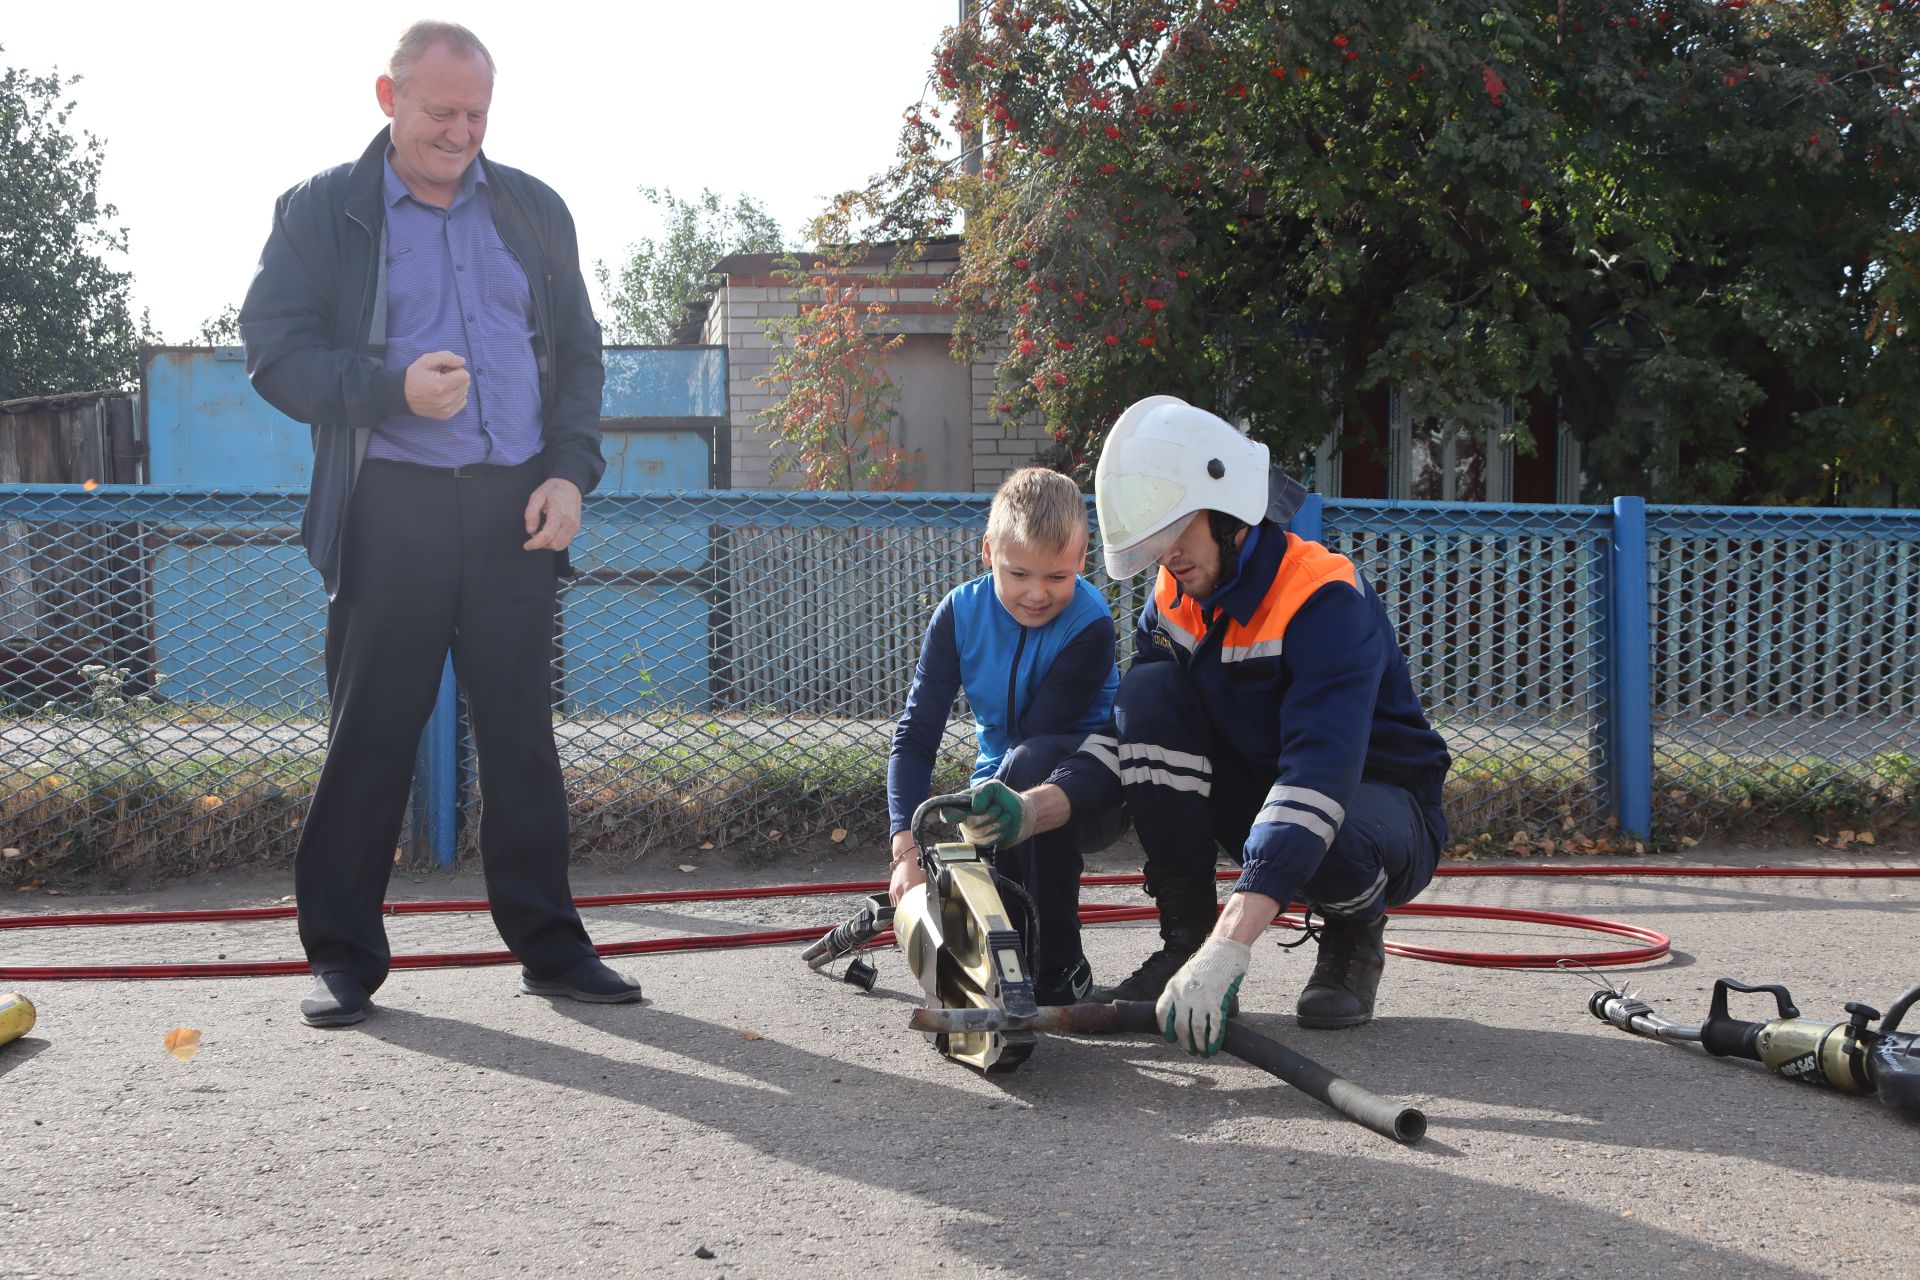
[1093,396,1305,580]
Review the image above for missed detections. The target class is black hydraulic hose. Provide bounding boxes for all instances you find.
[911,1001,1426,1143]
[911,792,976,849]
[1877,984,1920,1035]
[1107,1001,1427,1143]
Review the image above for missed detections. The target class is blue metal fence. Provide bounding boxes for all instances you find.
[0,485,1912,881]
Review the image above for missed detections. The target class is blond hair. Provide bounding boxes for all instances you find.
[387,20,496,86]
[985,468,1088,556]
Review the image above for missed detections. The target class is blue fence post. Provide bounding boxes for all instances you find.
[409,655,459,868]
[1607,497,1653,841]
[1291,491,1325,543]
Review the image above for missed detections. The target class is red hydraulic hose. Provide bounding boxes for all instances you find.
[1,864,1913,982]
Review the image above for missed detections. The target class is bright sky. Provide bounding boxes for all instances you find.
[4,0,958,341]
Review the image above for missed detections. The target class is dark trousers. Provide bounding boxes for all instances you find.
[993,733,1128,977]
[295,458,593,992]
[1114,662,1445,920]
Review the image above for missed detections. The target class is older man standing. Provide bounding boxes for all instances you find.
[240,20,640,1026]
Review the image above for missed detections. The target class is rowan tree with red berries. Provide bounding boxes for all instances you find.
[756,246,919,492]
[835,0,1918,504]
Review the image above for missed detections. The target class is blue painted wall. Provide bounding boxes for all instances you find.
[139,346,728,716]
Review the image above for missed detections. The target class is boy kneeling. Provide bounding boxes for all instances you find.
[885,468,1125,1004]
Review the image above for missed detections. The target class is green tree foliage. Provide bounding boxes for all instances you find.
[1,53,141,401]
[840,0,1918,504]
[189,304,240,347]
[757,247,917,491]
[595,187,784,344]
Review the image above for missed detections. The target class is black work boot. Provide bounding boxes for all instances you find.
[1091,873,1219,1004]
[1295,915,1387,1029]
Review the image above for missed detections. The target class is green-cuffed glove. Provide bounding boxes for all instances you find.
[956,779,1036,849]
[1157,937,1251,1055]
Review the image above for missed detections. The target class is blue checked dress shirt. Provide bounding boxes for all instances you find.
[367,154,544,468]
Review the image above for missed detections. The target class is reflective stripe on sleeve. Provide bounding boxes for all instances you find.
[1262,784,1346,829]
[1253,803,1336,845]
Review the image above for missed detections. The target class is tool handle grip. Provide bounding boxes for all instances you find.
[910,792,975,849]
[1108,1002,1426,1144]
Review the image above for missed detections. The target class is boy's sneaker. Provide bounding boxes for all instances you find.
[1033,955,1093,1006]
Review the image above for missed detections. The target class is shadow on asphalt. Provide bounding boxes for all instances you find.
[0,1036,48,1080]
[1192,1010,1920,1185]
[366,1002,1841,1280]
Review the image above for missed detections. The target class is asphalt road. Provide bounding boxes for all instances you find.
[3,841,1916,1279]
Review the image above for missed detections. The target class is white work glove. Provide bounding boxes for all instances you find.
[1157,937,1251,1056]
[956,779,1036,849]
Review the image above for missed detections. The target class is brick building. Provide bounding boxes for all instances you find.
[685,237,1048,493]
[685,236,1599,502]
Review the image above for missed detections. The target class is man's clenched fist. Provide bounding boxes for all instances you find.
[405,350,471,420]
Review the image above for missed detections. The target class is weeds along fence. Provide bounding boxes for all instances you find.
[0,485,1913,881]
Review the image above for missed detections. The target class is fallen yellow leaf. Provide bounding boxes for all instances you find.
[830,828,848,844]
[164,1027,202,1061]
[678,864,698,873]
[199,795,222,810]
[739,1029,764,1041]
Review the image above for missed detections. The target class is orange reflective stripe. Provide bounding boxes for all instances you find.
[1153,569,1205,649]
[1235,533,1358,647]
[1150,535,1359,661]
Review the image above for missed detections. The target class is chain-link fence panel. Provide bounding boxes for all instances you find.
[461,493,998,862]
[1646,506,1920,840]
[1321,501,1615,846]
[9,485,1910,881]
[0,489,327,882]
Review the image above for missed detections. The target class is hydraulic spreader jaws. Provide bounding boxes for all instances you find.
[891,793,1041,1073]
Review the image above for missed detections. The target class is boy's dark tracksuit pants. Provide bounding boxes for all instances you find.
[992,733,1128,981]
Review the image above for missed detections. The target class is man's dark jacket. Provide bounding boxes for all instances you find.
[238,129,605,596]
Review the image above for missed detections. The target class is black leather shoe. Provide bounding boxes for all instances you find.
[300,971,372,1028]
[520,956,644,1004]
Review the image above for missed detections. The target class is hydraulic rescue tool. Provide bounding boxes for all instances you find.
[805,792,1042,1072]
[799,893,890,993]
[803,795,1430,1139]
[1582,972,1920,1122]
